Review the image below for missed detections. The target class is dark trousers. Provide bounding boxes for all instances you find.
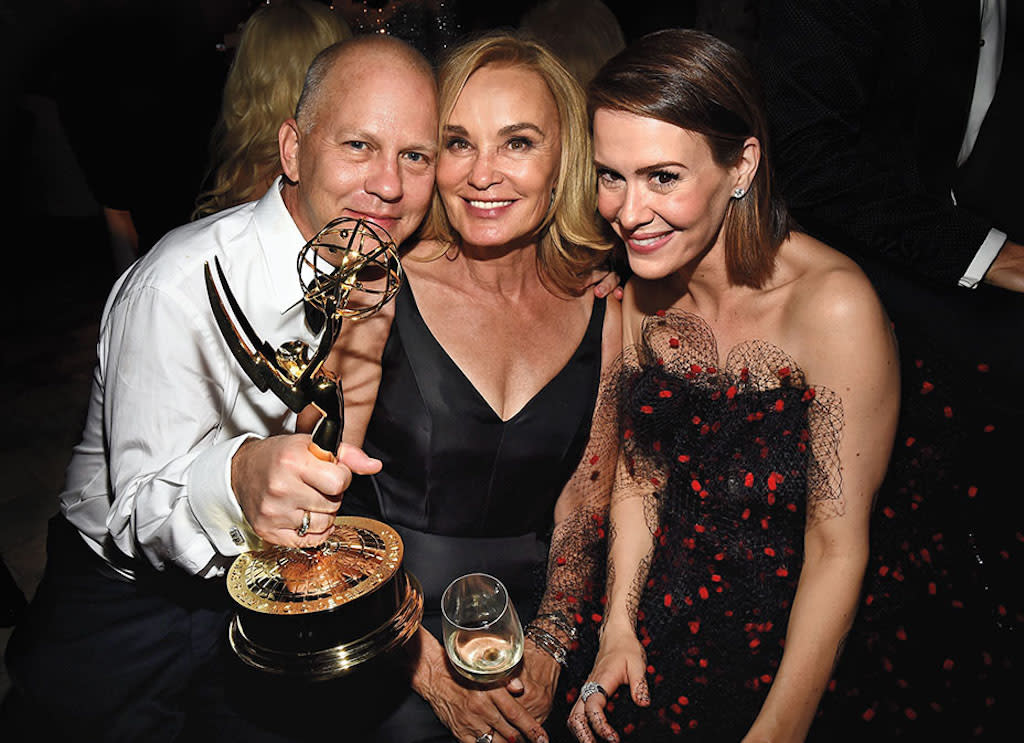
[3,516,289,741]
[3,515,459,742]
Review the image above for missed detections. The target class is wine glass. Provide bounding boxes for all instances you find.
[441,573,524,684]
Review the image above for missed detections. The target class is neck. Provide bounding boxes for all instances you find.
[454,238,542,297]
[279,180,316,242]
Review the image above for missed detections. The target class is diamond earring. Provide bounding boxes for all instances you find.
[732,187,746,199]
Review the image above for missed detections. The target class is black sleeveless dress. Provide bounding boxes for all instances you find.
[341,281,606,741]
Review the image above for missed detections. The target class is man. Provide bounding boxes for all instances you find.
[4,35,436,739]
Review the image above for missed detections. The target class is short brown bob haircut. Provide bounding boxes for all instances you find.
[588,29,790,288]
[421,31,613,295]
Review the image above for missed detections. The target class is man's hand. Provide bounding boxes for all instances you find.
[230,434,381,547]
[984,239,1024,293]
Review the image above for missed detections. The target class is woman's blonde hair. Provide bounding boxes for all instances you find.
[193,0,350,219]
[421,31,613,295]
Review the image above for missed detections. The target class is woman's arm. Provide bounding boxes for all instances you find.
[568,290,660,743]
[743,265,900,743]
[567,454,657,743]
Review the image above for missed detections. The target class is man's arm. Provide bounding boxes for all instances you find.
[758,0,995,288]
[100,281,377,575]
[100,281,252,575]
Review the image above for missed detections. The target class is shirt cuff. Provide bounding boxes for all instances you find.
[188,434,262,556]
[958,228,1008,288]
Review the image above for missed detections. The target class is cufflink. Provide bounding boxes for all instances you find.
[229,526,245,546]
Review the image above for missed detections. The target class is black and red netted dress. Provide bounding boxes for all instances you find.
[561,309,844,741]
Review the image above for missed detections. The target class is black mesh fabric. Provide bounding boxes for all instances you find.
[555,310,844,741]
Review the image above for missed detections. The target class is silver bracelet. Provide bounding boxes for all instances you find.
[532,611,579,641]
[525,625,569,667]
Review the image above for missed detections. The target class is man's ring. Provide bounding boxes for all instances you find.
[297,510,311,537]
[580,681,608,703]
[475,731,494,743]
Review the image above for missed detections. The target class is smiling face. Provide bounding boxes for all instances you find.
[593,108,752,280]
[280,44,438,245]
[436,64,562,251]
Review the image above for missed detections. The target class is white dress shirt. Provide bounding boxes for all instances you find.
[61,178,314,579]
[958,0,1008,288]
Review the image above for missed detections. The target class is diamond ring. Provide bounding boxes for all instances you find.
[296,510,311,537]
[580,680,608,703]
[475,731,494,743]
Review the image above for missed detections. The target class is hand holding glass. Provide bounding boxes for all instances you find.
[441,573,524,683]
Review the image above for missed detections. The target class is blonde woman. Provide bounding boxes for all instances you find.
[193,0,350,218]
[333,31,621,743]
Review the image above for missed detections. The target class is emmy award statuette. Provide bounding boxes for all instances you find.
[204,217,423,681]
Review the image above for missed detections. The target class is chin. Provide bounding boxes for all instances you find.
[626,255,675,282]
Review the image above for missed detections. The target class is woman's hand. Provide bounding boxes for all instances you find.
[588,268,624,300]
[422,675,550,743]
[567,624,649,743]
[409,628,551,743]
[505,642,560,723]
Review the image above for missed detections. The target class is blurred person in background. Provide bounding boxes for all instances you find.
[519,0,626,87]
[194,0,351,219]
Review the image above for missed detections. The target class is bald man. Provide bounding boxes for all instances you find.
[5,36,438,740]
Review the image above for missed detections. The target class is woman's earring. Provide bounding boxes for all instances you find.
[732,187,746,199]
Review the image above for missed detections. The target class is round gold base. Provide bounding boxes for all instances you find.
[228,571,423,681]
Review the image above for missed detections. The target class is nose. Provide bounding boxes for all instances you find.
[616,182,652,231]
[467,150,501,190]
[365,156,403,203]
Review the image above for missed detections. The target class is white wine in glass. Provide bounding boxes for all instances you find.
[442,573,524,683]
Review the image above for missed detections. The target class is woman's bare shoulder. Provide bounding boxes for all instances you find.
[782,232,884,325]
[781,232,896,382]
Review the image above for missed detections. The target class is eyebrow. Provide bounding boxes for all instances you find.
[443,122,546,138]
[340,128,436,154]
[594,159,686,173]
[499,122,545,137]
[634,161,687,175]
[407,140,438,154]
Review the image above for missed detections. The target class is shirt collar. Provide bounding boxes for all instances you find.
[253,176,308,315]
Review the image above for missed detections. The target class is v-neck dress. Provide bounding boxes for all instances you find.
[342,280,606,638]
